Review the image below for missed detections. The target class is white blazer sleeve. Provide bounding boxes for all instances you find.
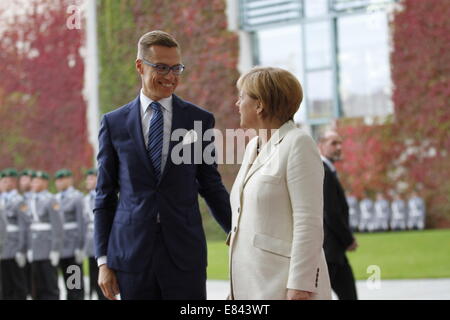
[285,134,324,292]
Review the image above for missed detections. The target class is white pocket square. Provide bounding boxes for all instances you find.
[182,129,198,145]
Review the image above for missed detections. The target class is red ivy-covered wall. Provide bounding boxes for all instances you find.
[336,0,450,228]
[390,0,450,227]
[336,120,400,198]
[0,0,93,182]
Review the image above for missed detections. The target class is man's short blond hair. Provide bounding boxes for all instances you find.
[237,67,303,123]
[137,30,180,59]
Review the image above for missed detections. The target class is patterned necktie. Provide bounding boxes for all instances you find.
[147,101,164,179]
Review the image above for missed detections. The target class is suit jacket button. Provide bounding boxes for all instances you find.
[233,226,237,232]
[237,207,240,213]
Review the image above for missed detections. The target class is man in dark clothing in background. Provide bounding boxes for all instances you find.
[318,130,358,300]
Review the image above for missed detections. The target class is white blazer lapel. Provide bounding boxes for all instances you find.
[242,121,295,188]
[238,138,258,195]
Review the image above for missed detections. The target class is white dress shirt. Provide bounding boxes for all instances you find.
[321,155,337,172]
[97,90,173,268]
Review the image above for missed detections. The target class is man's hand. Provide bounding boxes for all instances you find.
[74,248,85,265]
[98,264,120,300]
[286,289,313,300]
[15,252,26,268]
[49,251,60,267]
[27,249,33,263]
[347,239,358,252]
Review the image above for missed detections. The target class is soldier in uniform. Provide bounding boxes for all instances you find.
[407,191,426,230]
[374,193,391,232]
[0,169,29,299]
[28,171,64,300]
[19,169,34,201]
[19,169,35,299]
[0,171,7,299]
[83,168,106,300]
[54,169,85,300]
[390,194,407,231]
[358,194,375,232]
[346,192,360,232]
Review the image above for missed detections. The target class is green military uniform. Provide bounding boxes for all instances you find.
[55,169,85,300]
[20,169,35,299]
[28,171,63,300]
[83,168,106,299]
[0,169,28,300]
[0,171,6,299]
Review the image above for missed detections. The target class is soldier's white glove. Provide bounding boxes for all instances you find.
[74,248,85,265]
[49,251,60,267]
[15,252,26,268]
[27,249,33,263]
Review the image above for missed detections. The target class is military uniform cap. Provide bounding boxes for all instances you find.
[20,169,35,177]
[85,168,98,176]
[33,170,50,180]
[54,169,73,179]
[2,168,18,177]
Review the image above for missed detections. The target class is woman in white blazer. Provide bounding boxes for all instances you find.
[229,67,331,300]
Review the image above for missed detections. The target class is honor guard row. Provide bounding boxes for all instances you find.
[0,168,105,300]
[346,192,426,233]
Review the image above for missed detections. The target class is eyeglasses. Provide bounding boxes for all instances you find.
[141,58,185,75]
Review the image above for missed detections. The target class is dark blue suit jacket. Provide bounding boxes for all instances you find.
[322,162,354,264]
[94,94,231,273]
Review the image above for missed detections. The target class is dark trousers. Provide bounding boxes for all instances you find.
[25,262,33,297]
[31,260,59,300]
[59,257,85,300]
[327,257,358,300]
[88,257,107,300]
[1,259,27,300]
[116,226,207,300]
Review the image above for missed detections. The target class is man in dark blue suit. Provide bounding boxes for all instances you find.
[318,130,358,300]
[94,30,232,300]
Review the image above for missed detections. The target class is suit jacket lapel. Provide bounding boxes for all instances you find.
[329,164,345,197]
[324,162,348,210]
[126,95,157,180]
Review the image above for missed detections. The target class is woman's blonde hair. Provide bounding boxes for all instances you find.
[237,67,303,123]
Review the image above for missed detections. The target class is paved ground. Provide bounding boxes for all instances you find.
[58,277,450,300]
[206,278,450,300]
